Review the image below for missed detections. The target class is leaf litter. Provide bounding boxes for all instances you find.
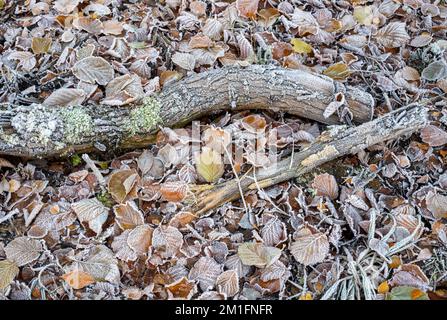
[0,0,447,301]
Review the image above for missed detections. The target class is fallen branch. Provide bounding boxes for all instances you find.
[0,65,374,158]
[188,104,428,216]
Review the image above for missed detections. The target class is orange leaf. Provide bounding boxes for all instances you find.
[377,281,390,294]
[62,269,95,289]
[411,288,426,300]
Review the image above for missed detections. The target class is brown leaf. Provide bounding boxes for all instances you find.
[311,173,339,200]
[31,37,52,54]
[43,88,85,107]
[108,169,140,204]
[113,201,144,230]
[236,0,259,19]
[420,125,447,147]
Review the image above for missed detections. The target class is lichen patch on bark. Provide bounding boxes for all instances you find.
[60,107,94,144]
[124,97,162,135]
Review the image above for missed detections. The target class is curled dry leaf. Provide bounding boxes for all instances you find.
[71,198,109,234]
[195,147,225,183]
[420,125,447,147]
[237,242,281,268]
[62,269,95,290]
[311,173,339,200]
[43,88,86,107]
[113,201,144,230]
[216,270,240,297]
[152,225,184,258]
[188,256,222,291]
[0,260,20,290]
[108,169,140,203]
[290,227,330,266]
[5,236,43,267]
[72,57,114,85]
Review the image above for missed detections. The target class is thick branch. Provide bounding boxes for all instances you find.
[188,104,428,216]
[0,65,374,158]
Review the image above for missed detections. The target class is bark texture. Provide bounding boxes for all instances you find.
[188,104,428,216]
[0,65,374,158]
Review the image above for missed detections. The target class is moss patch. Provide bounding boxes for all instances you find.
[60,107,94,144]
[125,97,162,135]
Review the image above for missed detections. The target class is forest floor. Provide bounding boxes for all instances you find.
[1,0,447,300]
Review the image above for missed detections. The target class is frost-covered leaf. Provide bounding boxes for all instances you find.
[8,52,36,72]
[72,198,109,234]
[216,270,239,297]
[421,61,447,81]
[189,257,222,291]
[152,225,183,258]
[195,147,224,183]
[0,260,19,290]
[166,277,197,299]
[160,182,188,202]
[31,37,52,54]
[420,125,447,147]
[323,63,351,80]
[62,269,95,290]
[172,52,196,71]
[386,286,429,300]
[102,74,144,106]
[54,0,79,14]
[43,88,85,107]
[236,0,259,19]
[111,230,138,262]
[113,201,144,230]
[290,38,313,54]
[376,22,410,48]
[77,245,120,284]
[290,228,329,266]
[426,193,447,219]
[5,237,42,267]
[261,217,287,246]
[108,169,140,204]
[72,57,114,85]
[311,173,339,200]
[238,242,281,268]
[127,224,153,255]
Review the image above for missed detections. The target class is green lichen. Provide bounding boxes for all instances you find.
[60,107,94,144]
[125,97,162,135]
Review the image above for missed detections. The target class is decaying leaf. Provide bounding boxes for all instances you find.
[216,270,239,297]
[152,225,183,258]
[43,88,86,107]
[376,22,410,48]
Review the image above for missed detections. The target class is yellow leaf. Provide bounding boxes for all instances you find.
[62,269,95,290]
[377,281,390,294]
[290,38,313,54]
[0,260,19,290]
[323,62,351,80]
[195,147,224,183]
[31,37,52,54]
[299,292,313,300]
[353,6,373,26]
